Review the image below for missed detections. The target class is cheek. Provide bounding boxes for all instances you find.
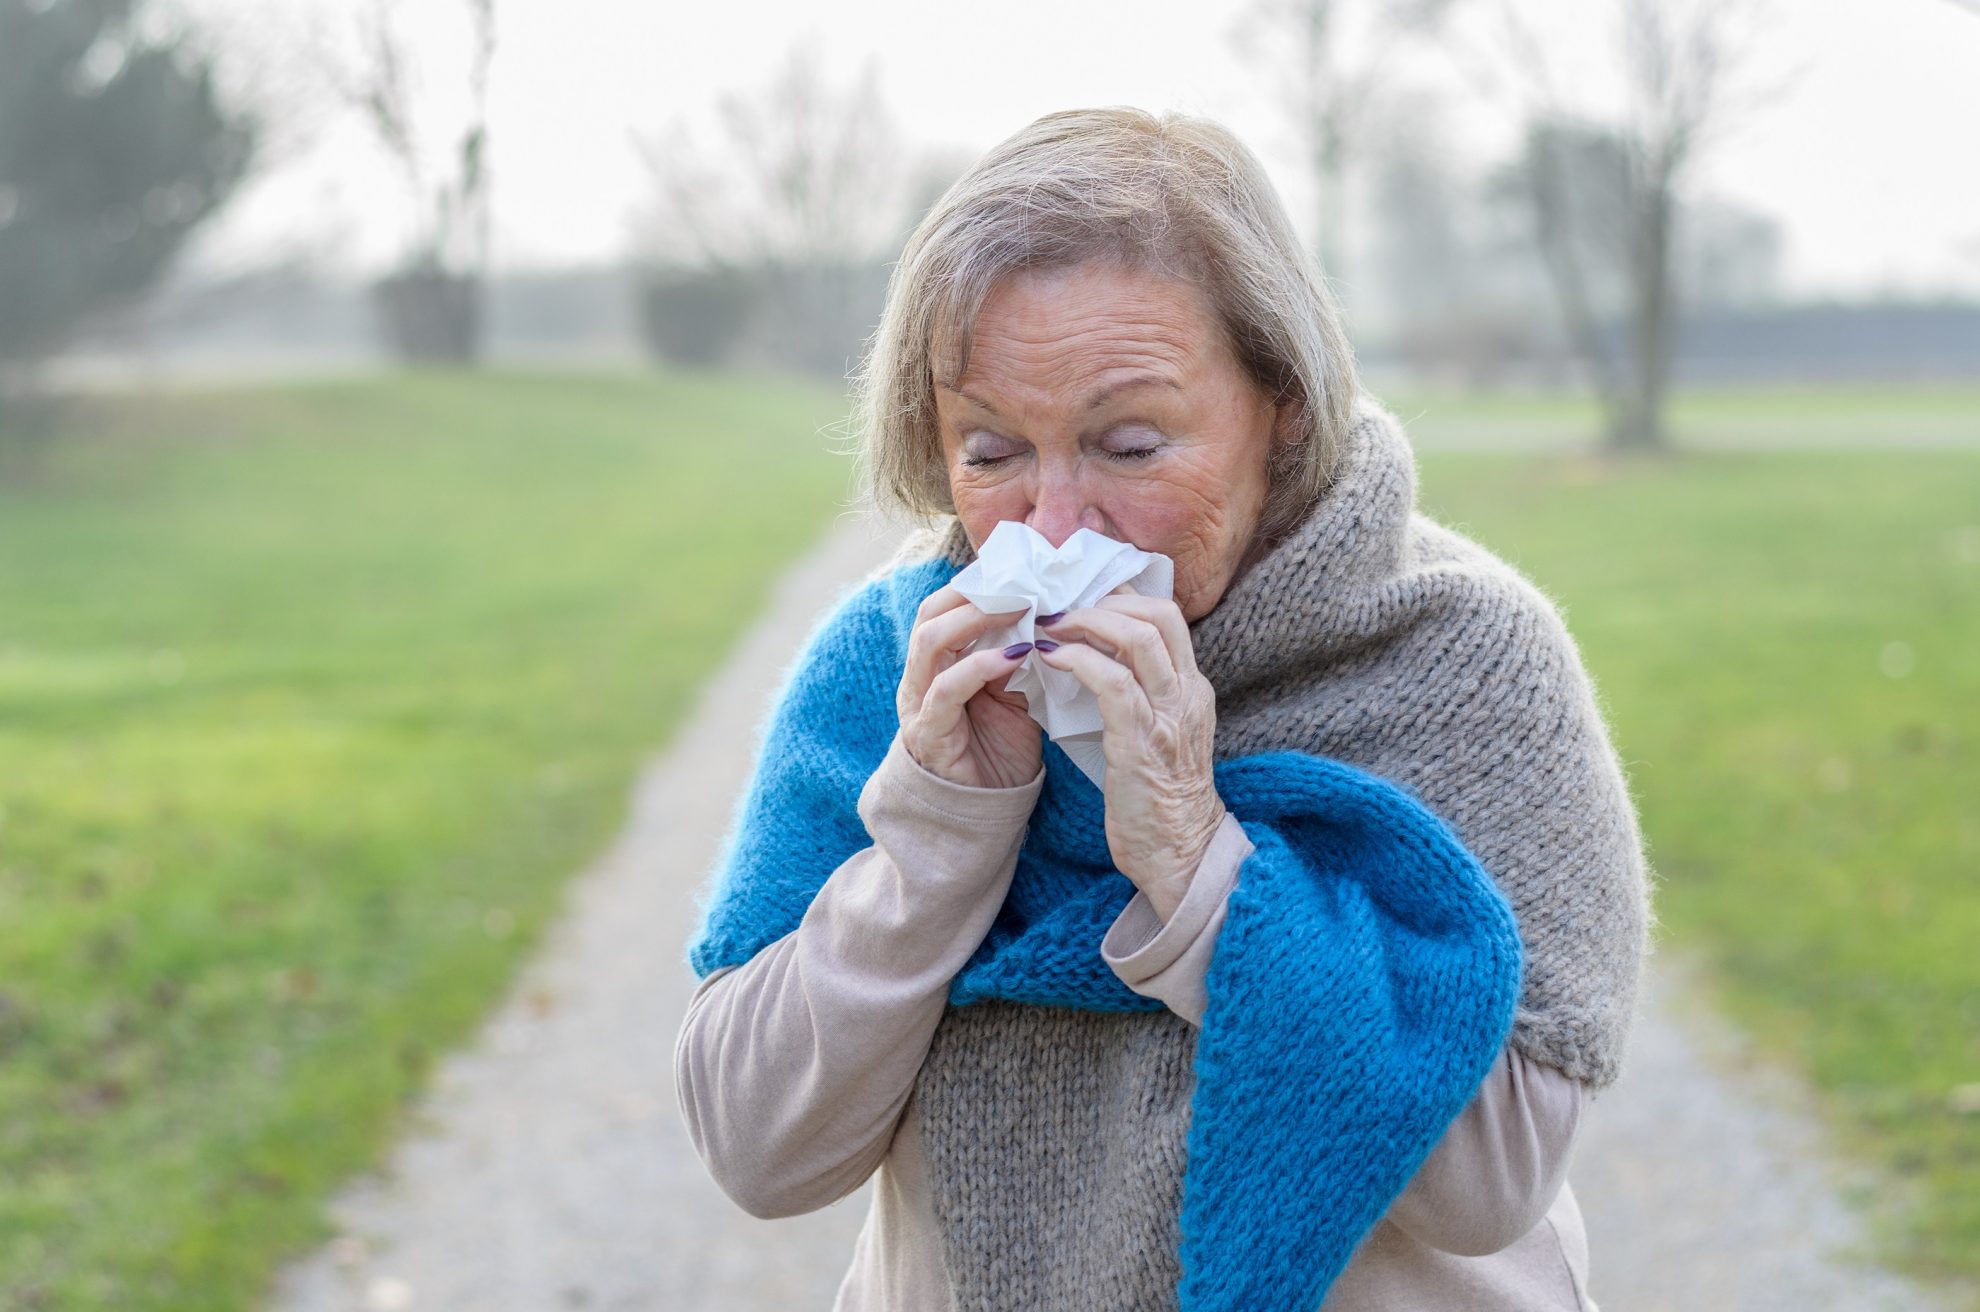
[1116,485,1220,555]
[1123,450,1259,557]
[949,478,1027,544]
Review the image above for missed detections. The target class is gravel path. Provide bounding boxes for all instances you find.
[264,514,900,1312]
[264,514,1966,1312]
[1575,955,1970,1311]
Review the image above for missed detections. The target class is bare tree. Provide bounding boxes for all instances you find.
[632,50,908,276]
[1466,0,1788,451]
[1497,116,1634,407]
[629,49,923,376]
[313,0,496,362]
[1227,0,1456,301]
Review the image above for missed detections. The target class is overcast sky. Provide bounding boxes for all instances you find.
[185,0,1980,298]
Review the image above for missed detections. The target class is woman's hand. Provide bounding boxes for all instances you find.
[897,583,1044,790]
[1034,586,1228,919]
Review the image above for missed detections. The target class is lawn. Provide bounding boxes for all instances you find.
[0,373,1973,1306]
[1387,382,1980,451]
[1414,438,1980,1293]
[0,369,852,1309]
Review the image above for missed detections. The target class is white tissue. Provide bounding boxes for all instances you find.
[948,520,1175,787]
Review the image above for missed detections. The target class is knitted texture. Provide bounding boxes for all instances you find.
[908,750,1537,1312]
[689,556,1524,1308]
[916,1003,1195,1308]
[687,395,1651,1309]
[901,395,1653,1086]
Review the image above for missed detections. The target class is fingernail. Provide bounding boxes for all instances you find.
[1036,611,1065,626]
[1001,641,1034,659]
[1033,639,1060,653]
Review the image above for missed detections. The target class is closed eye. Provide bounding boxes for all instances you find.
[960,447,1158,468]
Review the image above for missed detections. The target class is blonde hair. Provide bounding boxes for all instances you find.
[851,106,1360,544]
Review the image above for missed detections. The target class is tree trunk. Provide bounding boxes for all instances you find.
[1522,138,1626,435]
[1611,175,1675,452]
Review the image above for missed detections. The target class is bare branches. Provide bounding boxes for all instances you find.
[311,0,496,278]
[323,1,422,200]
[1228,0,1457,291]
[1623,0,1745,184]
[462,0,495,276]
[1468,0,1790,450]
[629,47,933,376]
[630,51,909,275]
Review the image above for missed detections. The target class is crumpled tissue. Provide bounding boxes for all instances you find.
[949,520,1175,787]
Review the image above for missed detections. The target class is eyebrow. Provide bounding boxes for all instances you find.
[940,384,1009,418]
[1084,374,1183,411]
[936,373,1183,420]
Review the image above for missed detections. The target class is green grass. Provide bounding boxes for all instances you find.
[1415,442,1980,1295]
[2,373,1976,1305]
[0,369,852,1309]
[1388,381,1980,451]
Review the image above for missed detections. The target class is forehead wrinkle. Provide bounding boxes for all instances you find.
[959,328,1197,424]
[942,264,1222,428]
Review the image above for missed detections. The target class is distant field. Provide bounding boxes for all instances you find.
[0,374,1974,1306]
[1415,440,1980,1293]
[0,370,851,1309]
[1387,382,1980,451]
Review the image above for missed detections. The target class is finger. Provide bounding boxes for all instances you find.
[917,646,1036,738]
[1036,606,1180,701]
[913,583,972,626]
[1090,592,1199,678]
[902,599,1022,714]
[917,581,1029,622]
[1034,638,1152,736]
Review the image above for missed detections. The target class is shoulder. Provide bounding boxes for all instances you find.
[1406,512,1567,623]
[1397,512,1610,727]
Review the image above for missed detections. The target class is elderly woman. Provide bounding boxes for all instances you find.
[676,108,1650,1311]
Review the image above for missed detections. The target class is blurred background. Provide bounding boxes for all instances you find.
[0,0,1975,1308]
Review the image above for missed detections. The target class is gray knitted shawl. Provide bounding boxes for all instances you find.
[896,396,1652,1310]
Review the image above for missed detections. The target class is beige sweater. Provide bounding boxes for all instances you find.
[676,734,1600,1310]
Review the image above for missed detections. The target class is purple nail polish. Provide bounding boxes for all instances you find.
[1001,641,1035,659]
[1033,639,1060,653]
[1036,611,1066,626]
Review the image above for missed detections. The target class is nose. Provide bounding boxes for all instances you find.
[1026,480,1109,548]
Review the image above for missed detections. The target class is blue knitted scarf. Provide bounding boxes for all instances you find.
[688,552,1524,1311]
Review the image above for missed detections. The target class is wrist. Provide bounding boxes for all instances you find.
[1138,805,1228,921]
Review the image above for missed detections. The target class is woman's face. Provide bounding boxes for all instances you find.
[934,260,1286,623]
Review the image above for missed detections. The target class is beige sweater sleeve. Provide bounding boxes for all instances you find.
[1100,811,1590,1256]
[673,734,1045,1219]
[677,743,1587,1253]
